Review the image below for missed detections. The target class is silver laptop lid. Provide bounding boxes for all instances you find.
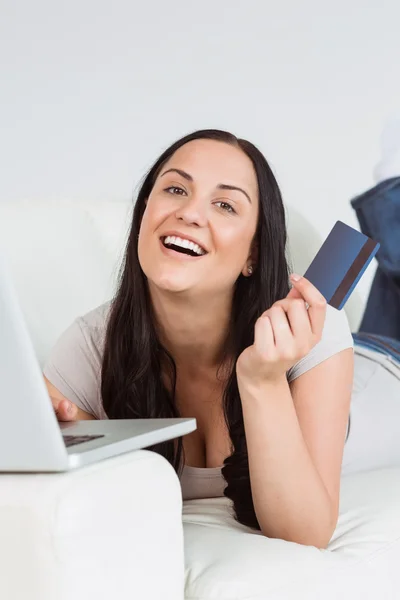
[0,254,69,471]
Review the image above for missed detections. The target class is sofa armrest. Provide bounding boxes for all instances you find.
[0,450,184,600]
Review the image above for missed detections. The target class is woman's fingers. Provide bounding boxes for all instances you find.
[287,275,327,337]
[52,398,95,421]
[53,398,78,421]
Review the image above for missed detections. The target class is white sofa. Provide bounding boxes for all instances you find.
[0,198,400,600]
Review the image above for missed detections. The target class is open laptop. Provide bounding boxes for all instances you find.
[0,255,197,472]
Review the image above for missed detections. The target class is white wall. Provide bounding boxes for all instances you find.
[1,0,400,303]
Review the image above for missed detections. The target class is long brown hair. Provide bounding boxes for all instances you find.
[101,129,291,529]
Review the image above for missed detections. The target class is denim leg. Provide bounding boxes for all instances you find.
[350,177,400,340]
[358,268,400,339]
[351,177,400,277]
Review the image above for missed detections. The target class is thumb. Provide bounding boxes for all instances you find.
[58,399,78,421]
[286,284,303,299]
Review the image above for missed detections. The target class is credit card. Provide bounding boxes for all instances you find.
[302,220,380,310]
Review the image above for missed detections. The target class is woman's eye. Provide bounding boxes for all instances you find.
[165,186,186,195]
[215,201,236,214]
[164,188,235,214]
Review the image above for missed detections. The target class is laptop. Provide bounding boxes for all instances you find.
[0,255,197,472]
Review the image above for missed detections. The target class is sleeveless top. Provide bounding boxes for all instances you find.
[43,301,354,500]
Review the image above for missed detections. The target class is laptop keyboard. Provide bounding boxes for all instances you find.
[63,434,105,448]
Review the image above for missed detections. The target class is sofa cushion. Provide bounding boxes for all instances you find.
[183,467,400,599]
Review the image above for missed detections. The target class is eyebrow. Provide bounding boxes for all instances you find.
[160,168,252,204]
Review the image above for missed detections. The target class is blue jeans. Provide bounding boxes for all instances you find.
[352,331,400,364]
[350,176,400,341]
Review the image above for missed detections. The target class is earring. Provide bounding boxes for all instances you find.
[247,265,253,275]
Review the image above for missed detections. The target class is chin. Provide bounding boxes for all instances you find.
[148,270,193,294]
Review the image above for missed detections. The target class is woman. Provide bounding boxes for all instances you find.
[43,129,400,549]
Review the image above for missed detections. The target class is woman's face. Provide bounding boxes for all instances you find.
[138,139,259,296]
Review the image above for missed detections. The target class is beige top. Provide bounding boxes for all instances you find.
[43,301,354,501]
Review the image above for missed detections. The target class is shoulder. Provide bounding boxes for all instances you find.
[75,300,112,351]
[79,300,112,328]
[286,304,354,383]
[43,301,112,419]
[45,301,111,357]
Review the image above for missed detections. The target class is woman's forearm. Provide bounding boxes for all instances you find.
[239,376,336,548]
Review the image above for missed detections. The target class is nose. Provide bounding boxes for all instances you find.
[174,193,208,227]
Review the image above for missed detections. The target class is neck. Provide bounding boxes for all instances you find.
[148,282,233,375]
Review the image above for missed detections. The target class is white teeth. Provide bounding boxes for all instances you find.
[163,235,206,256]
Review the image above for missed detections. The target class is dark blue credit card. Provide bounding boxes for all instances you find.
[302,220,380,310]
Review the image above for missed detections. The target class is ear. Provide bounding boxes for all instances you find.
[242,239,259,277]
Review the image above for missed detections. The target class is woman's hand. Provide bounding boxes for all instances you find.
[236,274,327,386]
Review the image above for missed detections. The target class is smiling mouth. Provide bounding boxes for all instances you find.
[160,237,207,257]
